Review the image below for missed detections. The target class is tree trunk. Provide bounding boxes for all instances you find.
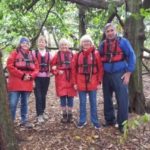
[78,5,86,38]
[124,0,146,114]
[0,51,18,150]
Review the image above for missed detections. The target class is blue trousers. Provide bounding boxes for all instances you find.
[60,96,74,108]
[9,91,30,123]
[78,90,99,124]
[34,77,50,116]
[103,71,129,127]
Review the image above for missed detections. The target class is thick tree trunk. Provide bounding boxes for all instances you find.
[124,0,146,114]
[143,0,150,9]
[0,51,18,150]
[78,5,86,38]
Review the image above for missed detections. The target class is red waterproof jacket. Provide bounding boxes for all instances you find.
[7,49,39,92]
[51,50,77,97]
[72,47,103,91]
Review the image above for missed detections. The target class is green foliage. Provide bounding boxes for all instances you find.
[140,8,150,18]
[0,0,125,52]
[0,0,149,54]
[120,113,150,144]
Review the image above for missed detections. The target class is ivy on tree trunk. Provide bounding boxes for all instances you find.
[124,0,146,114]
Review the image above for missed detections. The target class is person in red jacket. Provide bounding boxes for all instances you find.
[7,37,39,128]
[51,38,76,123]
[72,35,103,129]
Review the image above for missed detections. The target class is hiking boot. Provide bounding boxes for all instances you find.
[119,125,125,134]
[119,127,124,134]
[77,122,87,128]
[37,115,45,123]
[61,113,68,123]
[67,113,73,123]
[102,122,116,127]
[20,121,33,128]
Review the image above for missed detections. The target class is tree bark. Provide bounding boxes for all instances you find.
[78,5,86,38]
[143,0,150,9]
[0,51,18,150]
[124,0,146,114]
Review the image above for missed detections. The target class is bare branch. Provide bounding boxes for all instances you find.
[63,0,124,9]
[142,61,150,73]
[143,47,150,53]
[52,27,59,48]
[25,0,40,11]
[143,56,150,59]
[31,0,55,47]
[116,13,124,28]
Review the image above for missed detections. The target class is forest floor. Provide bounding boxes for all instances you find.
[15,74,150,150]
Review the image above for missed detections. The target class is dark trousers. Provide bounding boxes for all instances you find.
[60,96,74,108]
[34,77,50,116]
[103,71,129,127]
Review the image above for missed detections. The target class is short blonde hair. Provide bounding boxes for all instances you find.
[80,34,94,47]
[58,38,70,47]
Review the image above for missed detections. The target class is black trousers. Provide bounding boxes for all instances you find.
[34,77,50,116]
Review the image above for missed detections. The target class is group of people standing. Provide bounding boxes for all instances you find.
[6,23,136,133]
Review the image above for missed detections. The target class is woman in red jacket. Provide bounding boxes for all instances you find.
[51,38,76,123]
[72,35,103,129]
[7,37,39,127]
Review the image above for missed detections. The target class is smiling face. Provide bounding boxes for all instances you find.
[105,25,117,40]
[81,40,92,50]
[20,42,30,50]
[38,39,47,50]
[60,43,69,51]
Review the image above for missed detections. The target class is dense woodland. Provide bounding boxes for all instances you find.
[0,0,150,149]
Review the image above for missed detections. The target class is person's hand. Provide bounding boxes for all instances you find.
[97,84,101,90]
[74,84,77,90]
[33,81,35,88]
[24,74,31,81]
[52,66,57,70]
[121,72,131,85]
[58,70,64,75]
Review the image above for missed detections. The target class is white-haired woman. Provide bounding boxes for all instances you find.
[51,38,76,123]
[72,34,103,129]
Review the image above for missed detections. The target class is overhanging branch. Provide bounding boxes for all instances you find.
[63,0,124,9]
[31,0,55,46]
[25,0,40,11]
[143,47,150,53]
[116,13,124,28]
[142,61,150,73]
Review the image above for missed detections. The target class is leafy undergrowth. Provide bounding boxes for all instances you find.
[14,75,150,150]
